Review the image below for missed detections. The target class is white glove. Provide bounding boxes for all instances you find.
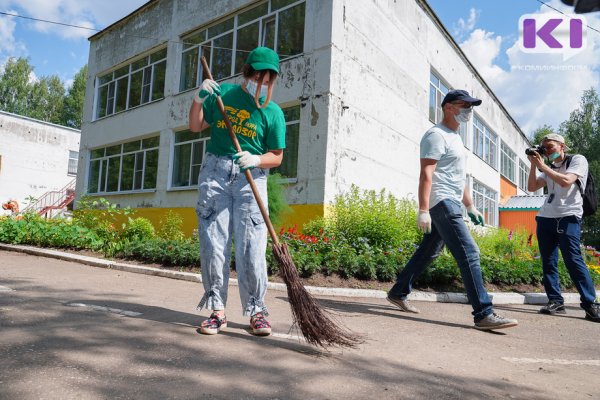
[233,151,261,171]
[193,79,220,104]
[417,210,432,234]
[467,205,485,226]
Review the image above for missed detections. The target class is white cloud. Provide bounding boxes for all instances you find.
[457,0,600,137]
[453,8,480,40]
[0,0,147,40]
[0,10,27,61]
[28,70,37,84]
[460,29,505,82]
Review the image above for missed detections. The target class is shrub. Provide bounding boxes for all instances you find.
[122,217,155,241]
[73,196,132,233]
[0,213,102,250]
[305,185,420,250]
[157,210,185,241]
[3,186,598,290]
[267,173,292,226]
[120,238,200,267]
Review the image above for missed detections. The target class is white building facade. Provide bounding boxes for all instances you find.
[0,111,80,211]
[77,0,534,233]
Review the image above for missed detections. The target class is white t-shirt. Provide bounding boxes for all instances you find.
[537,154,588,219]
[420,123,466,208]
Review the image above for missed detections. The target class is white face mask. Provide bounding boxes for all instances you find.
[454,107,473,124]
[246,80,268,98]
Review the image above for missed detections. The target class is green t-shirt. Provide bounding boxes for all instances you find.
[202,83,286,156]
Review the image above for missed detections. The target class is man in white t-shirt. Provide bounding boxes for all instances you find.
[528,133,599,322]
[387,89,518,330]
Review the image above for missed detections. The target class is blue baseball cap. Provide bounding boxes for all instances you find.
[442,89,482,107]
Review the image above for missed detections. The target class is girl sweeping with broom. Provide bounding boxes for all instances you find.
[189,47,285,336]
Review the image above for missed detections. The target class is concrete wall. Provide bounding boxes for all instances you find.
[326,0,533,205]
[0,111,80,209]
[78,0,535,228]
[77,0,335,211]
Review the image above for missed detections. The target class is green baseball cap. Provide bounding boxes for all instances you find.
[246,47,279,73]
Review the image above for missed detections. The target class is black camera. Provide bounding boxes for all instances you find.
[525,145,546,156]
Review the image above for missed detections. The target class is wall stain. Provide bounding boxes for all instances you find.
[311,103,319,126]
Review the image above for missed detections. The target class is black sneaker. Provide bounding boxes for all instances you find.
[539,301,566,315]
[584,304,600,323]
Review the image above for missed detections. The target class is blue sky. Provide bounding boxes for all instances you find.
[0,0,146,85]
[428,0,537,71]
[428,0,600,136]
[1,0,599,136]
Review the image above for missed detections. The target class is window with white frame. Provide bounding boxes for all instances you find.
[180,0,305,89]
[171,129,211,188]
[473,116,498,169]
[68,151,78,175]
[429,70,449,123]
[170,105,301,186]
[87,137,159,194]
[500,141,516,183]
[95,48,167,120]
[473,179,498,226]
[271,105,300,179]
[519,159,529,192]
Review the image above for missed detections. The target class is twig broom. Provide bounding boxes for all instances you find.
[200,56,362,348]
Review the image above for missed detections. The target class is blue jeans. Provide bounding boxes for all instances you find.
[389,199,493,322]
[536,216,598,308]
[195,153,269,317]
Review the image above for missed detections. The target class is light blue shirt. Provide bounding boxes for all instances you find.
[420,124,466,208]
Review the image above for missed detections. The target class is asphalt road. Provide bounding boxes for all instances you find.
[1,250,599,400]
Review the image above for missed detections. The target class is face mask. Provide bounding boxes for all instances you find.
[453,107,472,124]
[246,80,268,98]
[548,151,561,161]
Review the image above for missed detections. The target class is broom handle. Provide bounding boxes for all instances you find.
[200,56,280,246]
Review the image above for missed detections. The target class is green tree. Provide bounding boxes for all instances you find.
[63,65,87,129]
[0,57,33,115]
[559,88,600,245]
[560,88,600,158]
[531,124,554,146]
[0,57,71,126]
[29,75,65,124]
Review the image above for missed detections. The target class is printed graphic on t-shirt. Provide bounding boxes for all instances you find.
[215,106,258,140]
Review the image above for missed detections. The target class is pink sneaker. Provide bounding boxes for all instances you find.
[250,313,271,336]
[199,312,227,335]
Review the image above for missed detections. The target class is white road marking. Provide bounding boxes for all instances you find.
[271,332,303,341]
[0,285,14,291]
[502,357,600,366]
[66,303,142,317]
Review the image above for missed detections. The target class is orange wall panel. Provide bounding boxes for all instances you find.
[499,210,538,236]
[500,176,517,205]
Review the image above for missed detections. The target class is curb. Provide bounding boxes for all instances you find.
[0,243,581,305]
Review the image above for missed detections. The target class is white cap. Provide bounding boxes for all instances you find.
[542,133,569,150]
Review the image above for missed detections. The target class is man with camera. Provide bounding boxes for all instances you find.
[527,133,599,322]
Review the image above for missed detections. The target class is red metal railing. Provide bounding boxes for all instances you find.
[22,178,76,218]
